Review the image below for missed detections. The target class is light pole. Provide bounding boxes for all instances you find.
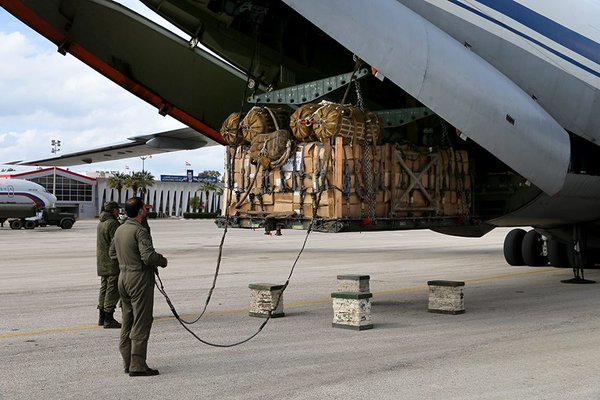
[140,155,151,173]
[140,155,151,200]
[51,139,61,195]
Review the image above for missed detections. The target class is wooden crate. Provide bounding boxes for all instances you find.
[222,138,471,219]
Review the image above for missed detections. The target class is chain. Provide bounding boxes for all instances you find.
[354,77,375,221]
[354,78,364,111]
[439,117,450,148]
[363,134,375,221]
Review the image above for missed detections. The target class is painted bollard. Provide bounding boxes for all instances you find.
[336,274,370,293]
[331,292,373,330]
[427,280,465,315]
[249,283,285,318]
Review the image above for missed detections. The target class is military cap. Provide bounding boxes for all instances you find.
[104,201,120,212]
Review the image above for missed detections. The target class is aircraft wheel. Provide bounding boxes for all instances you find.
[10,219,23,230]
[60,220,74,229]
[24,220,36,230]
[503,228,526,266]
[521,230,546,266]
[547,239,570,268]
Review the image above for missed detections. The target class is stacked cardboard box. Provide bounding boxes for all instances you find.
[222,137,471,219]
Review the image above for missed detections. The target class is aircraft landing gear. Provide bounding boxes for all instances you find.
[503,228,527,266]
[561,225,595,284]
[547,238,570,268]
[503,228,547,267]
[504,227,596,283]
[521,230,546,266]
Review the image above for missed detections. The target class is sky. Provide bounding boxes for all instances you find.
[0,1,224,178]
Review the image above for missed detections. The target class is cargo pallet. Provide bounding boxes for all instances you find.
[215,214,478,233]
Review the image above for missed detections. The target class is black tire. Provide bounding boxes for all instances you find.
[547,239,570,268]
[503,228,527,266]
[521,230,546,266]
[10,219,23,230]
[60,219,74,229]
[24,220,36,229]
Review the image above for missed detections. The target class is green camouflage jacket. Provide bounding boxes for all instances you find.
[96,211,120,276]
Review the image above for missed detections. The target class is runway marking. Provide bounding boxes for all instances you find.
[0,268,560,339]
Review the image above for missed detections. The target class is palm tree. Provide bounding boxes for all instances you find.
[137,171,155,200]
[123,173,140,198]
[107,172,128,204]
[197,181,219,213]
[189,195,202,213]
[124,171,155,198]
[213,185,224,212]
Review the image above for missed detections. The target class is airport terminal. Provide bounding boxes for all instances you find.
[0,167,222,218]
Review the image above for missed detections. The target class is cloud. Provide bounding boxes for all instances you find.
[0,2,224,177]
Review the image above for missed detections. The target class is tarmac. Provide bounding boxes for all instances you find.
[1,219,600,399]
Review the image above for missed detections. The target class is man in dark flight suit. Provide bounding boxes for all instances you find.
[109,197,167,377]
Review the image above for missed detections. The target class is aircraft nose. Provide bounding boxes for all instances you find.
[47,193,57,206]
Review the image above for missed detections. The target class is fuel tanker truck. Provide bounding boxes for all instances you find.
[0,178,76,230]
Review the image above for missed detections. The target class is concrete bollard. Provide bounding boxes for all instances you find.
[336,274,370,293]
[331,292,373,330]
[248,283,285,318]
[427,280,465,315]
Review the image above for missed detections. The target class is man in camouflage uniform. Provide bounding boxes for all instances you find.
[109,197,168,377]
[96,201,122,329]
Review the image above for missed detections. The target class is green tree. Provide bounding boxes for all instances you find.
[197,181,220,213]
[123,173,139,198]
[107,172,128,204]
[188,196,202,213]
[136,171,155,200]
[198,170,221,179]
[124,171,155,198]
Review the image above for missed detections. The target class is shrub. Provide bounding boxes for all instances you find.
[147,211,158,219]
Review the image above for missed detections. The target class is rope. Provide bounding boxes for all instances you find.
[235,164,262,209]
[154,219,314,347]
[153,25,314,347]
[155,25,257,326]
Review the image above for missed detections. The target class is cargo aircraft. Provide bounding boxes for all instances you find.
[1,0,599,277]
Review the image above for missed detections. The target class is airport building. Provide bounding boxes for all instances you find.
[1,167,222,218]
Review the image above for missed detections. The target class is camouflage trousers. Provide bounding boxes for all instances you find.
[98,274,120,313]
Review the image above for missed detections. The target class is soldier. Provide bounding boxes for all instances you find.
[96,201,122,329]
[109,197,168,377]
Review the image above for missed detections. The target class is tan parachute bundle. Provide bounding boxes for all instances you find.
[240,107,290,144]
[312,103,380,144]
[249,129,293,169]
[220,112,245,146]
[290,103,320,142]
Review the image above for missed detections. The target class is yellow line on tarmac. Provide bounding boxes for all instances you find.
[0,268,559,340]
[0,325,102,339]
[462,268,559,284]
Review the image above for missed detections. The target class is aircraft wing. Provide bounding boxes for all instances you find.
[10,127,218,167]
[0,0,250,145]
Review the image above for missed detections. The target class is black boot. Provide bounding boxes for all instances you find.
[103,312,121,329]
[98,309,105,326]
